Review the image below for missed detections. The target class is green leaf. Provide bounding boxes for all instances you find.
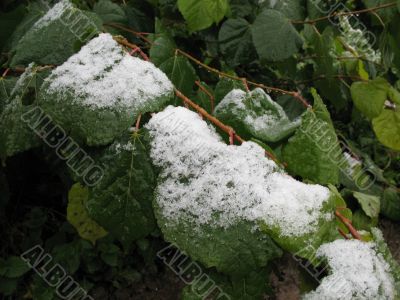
[214,88,300,142]
[259,192,339,261]
[353,191,380,218]
[350,78,390,119]
[10,1,102,67]
[177,0,229,32]
[155,214,282,275]
[159,56,197,96]
[372,107,400,151]
[311,88,334,128]
[311,27,348,110]
[67,183,108,245]
[381,187,400,221]
[86,133,156,246]
[6,2,45,52]
[39,34,173,146]
[218,18,256,67]
[352,209,377,231]
[251,9,303,62]
[282,109,341,185]
[93,0,127,25]
[149,35,176,66]
[0,256,30,278]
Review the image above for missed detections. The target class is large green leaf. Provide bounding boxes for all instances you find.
[10,0,102,67]
[155,212,282,275]
[350,78,390,119]
[86,132,156,246]
[282,93,341,185]
[147,106,339,274]
[218,18,256,67]
[39,33,173,146]
[214,88,300,142]
[251,9,303,62]
[177,0,229,32]
[67,183,108,244]
[372,107,400,151]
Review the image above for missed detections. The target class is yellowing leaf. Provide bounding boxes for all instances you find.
[372,108,400,151]
[67,183,108,244]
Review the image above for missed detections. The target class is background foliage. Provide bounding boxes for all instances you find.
[0,0,399,299]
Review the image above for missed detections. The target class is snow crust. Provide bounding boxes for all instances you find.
[304,239,395,300]
[33,0,73,30]
[146,106,332,237]
[44,33,173,110]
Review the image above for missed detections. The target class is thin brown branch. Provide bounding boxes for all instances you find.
[175,49,311,108]
[335,210,362,240]
[195,80,215,112]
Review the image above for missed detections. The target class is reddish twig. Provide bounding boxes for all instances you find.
[195,80,215,112]
[335,210,361,240]
[107,23,154,45]
[110,25,310,108]
[338,228,350,240]
[135,114,142,130]
[2,68,10,78]
[241,78,250,92]
[175,49,311,108]
[115,37,149,61]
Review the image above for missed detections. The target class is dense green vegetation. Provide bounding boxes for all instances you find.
[0,0,399,299]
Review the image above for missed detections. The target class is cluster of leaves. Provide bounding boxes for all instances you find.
[0,0,399,299]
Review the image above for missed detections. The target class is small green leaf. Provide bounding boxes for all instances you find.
[214,88,299,142]
[251,9,303,62]
[372,108,400,151]
[353,191,380,219]
[177,0,229,32]
[67,183,108,245]
[350,78,390,119]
